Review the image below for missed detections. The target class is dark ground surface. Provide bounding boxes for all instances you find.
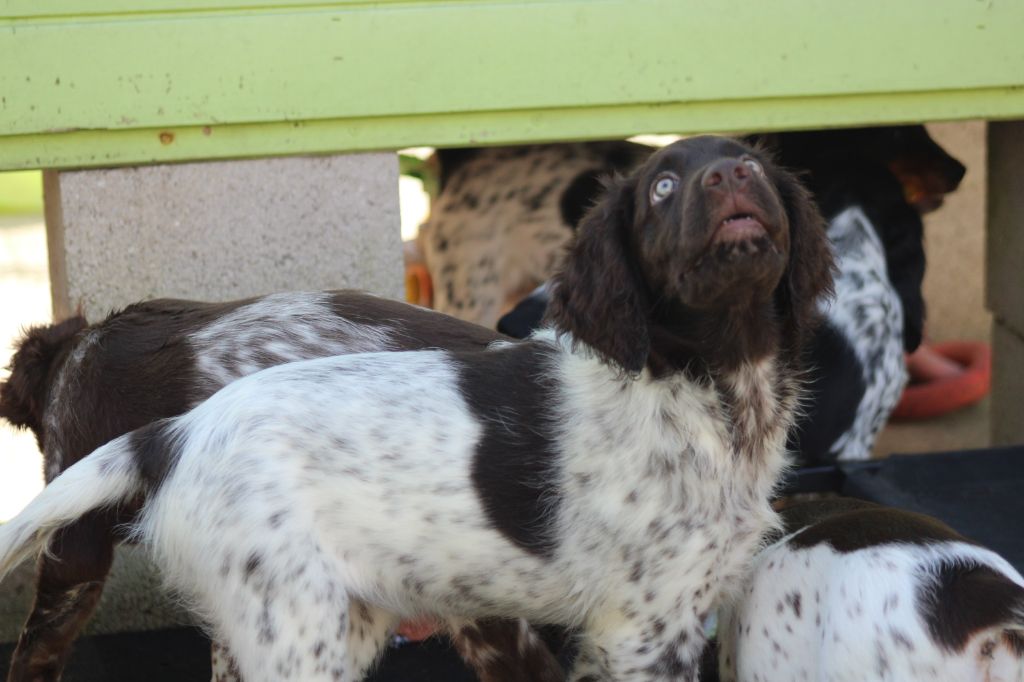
[0,629,481,681]
[786,444,1024,572]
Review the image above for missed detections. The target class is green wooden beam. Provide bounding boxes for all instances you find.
[5,86,1023,171]
[3,0,1023,170]
[0,0,414,19]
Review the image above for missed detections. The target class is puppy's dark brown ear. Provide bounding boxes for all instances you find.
[772,169,835,353]
[0,316,86,434]
[546,175,650,374]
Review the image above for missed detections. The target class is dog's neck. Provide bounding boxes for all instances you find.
[645,295,783,379]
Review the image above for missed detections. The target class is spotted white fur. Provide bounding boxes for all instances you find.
[718,525,1024,682]
[190,291,395,388]
[420,144,641,328]
[0,330,797,682]
[819,208,907,460]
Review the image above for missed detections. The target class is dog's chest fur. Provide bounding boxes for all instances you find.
[553,352,794,621]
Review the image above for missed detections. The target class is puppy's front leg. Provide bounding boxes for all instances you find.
[573,614,704,682]
[210,640,243,682]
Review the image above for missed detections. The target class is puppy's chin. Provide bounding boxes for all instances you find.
[680,235,785,308]
[710,232,777,262]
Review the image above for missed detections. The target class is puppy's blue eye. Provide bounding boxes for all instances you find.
[743,158,765,176]
[651,173,679,203]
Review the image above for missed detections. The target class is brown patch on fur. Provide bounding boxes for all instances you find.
[40,298,245,478]
[1003,630,1024,657]
[785,502,972,552]
[920,562,1024,653]
[0,315,87,449]
[450,620,565,682]
[546,174,651,374]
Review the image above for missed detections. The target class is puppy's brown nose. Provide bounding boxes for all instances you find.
[702,159,751,190]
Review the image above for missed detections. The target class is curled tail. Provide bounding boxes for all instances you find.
[0,433,143,582]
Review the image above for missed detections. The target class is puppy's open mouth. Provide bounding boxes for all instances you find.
[712,213,767,244]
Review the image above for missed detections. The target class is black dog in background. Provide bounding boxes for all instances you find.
[751,126,966,353]
[747,127,963,463]
[486,126,965,465]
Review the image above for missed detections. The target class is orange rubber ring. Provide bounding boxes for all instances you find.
[892,341,991,420]
[405,263,433,307]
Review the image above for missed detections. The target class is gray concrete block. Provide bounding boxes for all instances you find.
[992,320,1024,446]
[986,120,1024,446]
[986,121,1024,339]
[44,153,402,321]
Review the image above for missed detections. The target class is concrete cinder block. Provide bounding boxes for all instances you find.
[991,320,1024,446]
[986,121,1024,339]
[44,153,402,321]
[986,121,1024,445]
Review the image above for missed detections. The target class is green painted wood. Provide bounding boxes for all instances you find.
[5,86,1023,171]
[2,0,1023,169]
[1,0,412,19]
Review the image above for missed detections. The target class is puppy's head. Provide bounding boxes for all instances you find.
[549,135,832,375]
[0,316,87,449]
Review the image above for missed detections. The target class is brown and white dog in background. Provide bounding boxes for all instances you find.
[0,292,566,682]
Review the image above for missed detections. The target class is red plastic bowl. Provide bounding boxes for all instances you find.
[892,341,991,420]
[395,617,440,642]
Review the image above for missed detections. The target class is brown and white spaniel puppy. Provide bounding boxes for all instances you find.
[0,136,832,682]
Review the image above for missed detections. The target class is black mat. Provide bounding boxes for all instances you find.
[784,444,1024,572]
[0,629,478,682]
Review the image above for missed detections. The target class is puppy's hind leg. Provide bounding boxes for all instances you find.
[202,546,372,682]
[347,600,400,677]
[7,511,119,682]
[205,589,397,679]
